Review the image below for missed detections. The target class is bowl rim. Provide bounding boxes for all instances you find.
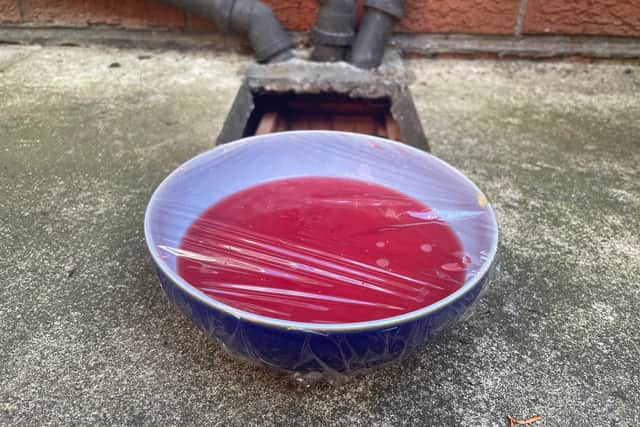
[144,130,499,332]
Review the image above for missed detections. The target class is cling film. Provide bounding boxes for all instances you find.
[145,131,499,382]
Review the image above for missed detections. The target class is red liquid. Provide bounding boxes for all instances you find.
[177,177,466,324]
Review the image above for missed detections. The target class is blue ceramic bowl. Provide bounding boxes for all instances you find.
[145,131,498,375]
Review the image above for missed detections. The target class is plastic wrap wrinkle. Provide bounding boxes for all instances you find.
[172,176,470,324]
[145,131,499,382]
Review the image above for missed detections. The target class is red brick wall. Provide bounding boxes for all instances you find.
[0,0,19,22]
[523,0,640,37]
[399,0,520,35]
[1,0,640,37]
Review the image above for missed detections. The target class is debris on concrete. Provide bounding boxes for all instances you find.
[507,415,544,426]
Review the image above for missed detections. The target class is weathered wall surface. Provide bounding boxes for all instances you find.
[2,0,640,37]
[523,0,640,37]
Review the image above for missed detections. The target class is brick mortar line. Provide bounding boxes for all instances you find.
[514,0,529,37]
[0,27,639,59]
[394,33,640,59]
[16,0,25,22]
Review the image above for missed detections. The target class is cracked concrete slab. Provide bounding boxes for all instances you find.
[0,45,41,73]
[1,45,639,426]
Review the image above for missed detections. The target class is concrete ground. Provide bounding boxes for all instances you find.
[1,45,639,426]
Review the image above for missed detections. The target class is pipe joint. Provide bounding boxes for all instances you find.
[364,0,405,19]
[311,0,357,62]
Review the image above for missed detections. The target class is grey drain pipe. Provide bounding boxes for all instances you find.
[349,0,405,69]
[160,0,293,63]
[311,0,357,62]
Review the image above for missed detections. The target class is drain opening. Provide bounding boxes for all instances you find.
[245,92,401,141]
[216,51,429,151]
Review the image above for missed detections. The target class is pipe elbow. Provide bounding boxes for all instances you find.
[160,0,292,63]
[249,1,275,22]
[365,0,405,19]
[246,1,293,63]
[348,0,405,69]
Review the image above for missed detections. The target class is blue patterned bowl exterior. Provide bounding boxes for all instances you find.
[145,131,499,375]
